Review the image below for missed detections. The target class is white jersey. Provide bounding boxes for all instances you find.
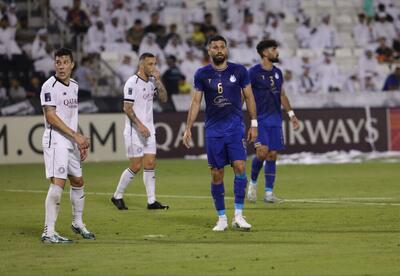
[40,76,79,149]
[123,74,157,136]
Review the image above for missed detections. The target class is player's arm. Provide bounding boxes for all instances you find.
[123,101,150,138]
[183,90,203,148]
[242,84,258,143]
[43,106,89,149]
[281,87,300,130]
[152,69,168,103]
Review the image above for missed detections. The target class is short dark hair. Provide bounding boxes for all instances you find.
[139,52,155,61]
[207,35,227,47]
[256,40,278,57]
[54,48,74,62]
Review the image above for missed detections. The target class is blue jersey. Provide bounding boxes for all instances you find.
[249,64,283,127]
[194,62,250,137]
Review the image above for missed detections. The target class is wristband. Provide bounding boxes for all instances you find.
[288,110,295,118]
[251,119,258,128]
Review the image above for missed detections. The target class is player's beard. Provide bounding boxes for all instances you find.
[269,56,280,63]
[212,54,226,66]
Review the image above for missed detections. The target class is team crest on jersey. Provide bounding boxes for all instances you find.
[58,167,65,174]
[128,88,133,95]
[44,93,51,102]
[229,75,236,82]
[137,147,143,153]
[275,73,279,79]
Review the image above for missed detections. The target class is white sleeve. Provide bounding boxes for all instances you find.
[40,82,57,106]
[123,79,136,102]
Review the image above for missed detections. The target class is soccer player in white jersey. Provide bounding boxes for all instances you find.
[40,48,95,243]
[111,52,169,210]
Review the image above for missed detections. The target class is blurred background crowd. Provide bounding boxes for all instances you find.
[1,0,400,115]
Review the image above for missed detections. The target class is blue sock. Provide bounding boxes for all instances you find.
[265,160,276,193]
[234,173,247,209]
[211,183,225,216]
[251,156,263,184]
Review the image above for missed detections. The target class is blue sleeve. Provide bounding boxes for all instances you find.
[239,65,250,88]
[193,68,204,92]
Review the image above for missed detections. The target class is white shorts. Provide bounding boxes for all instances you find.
[43,147,82,179]
[124,131,156,158]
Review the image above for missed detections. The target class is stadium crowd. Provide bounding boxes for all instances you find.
[1,0,400,114]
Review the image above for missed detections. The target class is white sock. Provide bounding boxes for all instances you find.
[44,184,63,237]
[143,169,156,204]
[235,209,243,217]
[114,168,135,199]
[70,186,85,228]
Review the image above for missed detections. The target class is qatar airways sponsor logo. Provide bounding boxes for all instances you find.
[282,117,379,145]
[63,98,78,108]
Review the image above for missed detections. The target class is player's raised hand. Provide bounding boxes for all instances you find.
[138,123,151,138]
[79,147,88,161]
[183,129,192,149]
[291,116,300,130]
[151,68,161,80]
[247,126,258,143]
[73,132,90,149]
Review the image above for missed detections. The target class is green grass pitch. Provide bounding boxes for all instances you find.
[0,160,399,276]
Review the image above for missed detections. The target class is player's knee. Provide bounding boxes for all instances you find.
[256,146,268,160]
[267,151,277,160]
[211,168,224,183]
[233,162,246,174]
[130,163,142,173]
[70,177,84,187]
[144,159,156,170]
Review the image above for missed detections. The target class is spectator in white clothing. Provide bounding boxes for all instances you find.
[264,16,285,47]
[138,33,165,65]
[116,55,136,84]
[221,21,245,46]
[31,28,50,60]
[353,13,373,47]
[180,51,202,86]
[298,65,319,93]
[372,12,397,44]
[164,35,186,64]
[310,14,340,50]
[86,19,106,53]
[295,16,313,48]
[316,49,343,93]
[104,16,130,51]
[282,69,298,95]
[241,13,261,42]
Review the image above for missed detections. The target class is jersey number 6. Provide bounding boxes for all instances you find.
[217,82,223,94]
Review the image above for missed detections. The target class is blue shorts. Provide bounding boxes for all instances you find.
[255,125,284,151]
[206,132,247,169]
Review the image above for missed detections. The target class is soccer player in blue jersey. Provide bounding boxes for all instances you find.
[183,35,258,231]
[247,39,300,204]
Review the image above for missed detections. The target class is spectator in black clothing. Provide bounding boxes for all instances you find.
[126,19,145,52]
[162,55,184,111]
[200,13,218,36]
[162,23,180,47]
[67,0,90,35]
[26,74,42,99]
[144,12,166,46]
[8,78,26,101]
[376,36,394,63]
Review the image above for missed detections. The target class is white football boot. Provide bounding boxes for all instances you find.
[247,182,257,203]
[232,215,252,231]
[212,216,228,232]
